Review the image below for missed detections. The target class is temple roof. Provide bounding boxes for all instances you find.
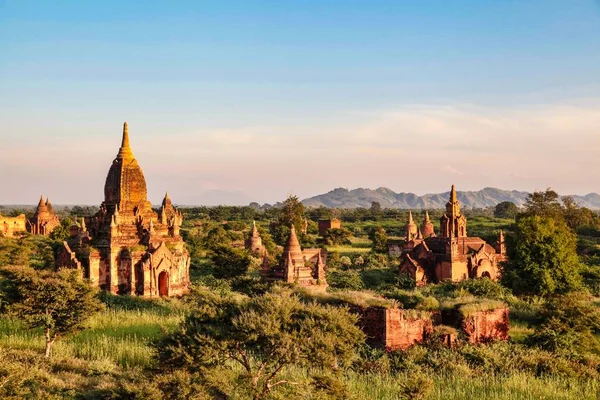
[104,122,148,211]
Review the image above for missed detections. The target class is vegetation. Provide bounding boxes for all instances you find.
[156,287,365,400]
[0,266,104,357]
[502,215,582,296]
[2,192,600,398]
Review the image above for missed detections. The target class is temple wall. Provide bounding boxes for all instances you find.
[441,307,510,344]
[358,307,434,351]
[0,214,27,237]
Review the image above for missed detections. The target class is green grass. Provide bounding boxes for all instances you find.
[0,307,184,368]
[327,237,373,255]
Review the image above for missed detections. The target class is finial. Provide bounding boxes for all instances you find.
[117,122,134,159]
[425,210,430,222]
[450,184,457,203]
[408,210,414,224]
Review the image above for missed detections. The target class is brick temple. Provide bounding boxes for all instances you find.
[56,122,190,297]
[393,185,506,285]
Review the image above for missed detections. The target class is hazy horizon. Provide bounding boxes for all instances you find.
[2,1,599,205]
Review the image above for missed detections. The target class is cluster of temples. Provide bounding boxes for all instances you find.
[246,223,328,288]
[0,196,60,237]
[55,123,190,297]
[391,185,506,285]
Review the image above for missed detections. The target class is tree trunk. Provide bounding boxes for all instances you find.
[44,328,54,358]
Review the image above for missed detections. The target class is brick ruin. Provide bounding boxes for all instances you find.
[260,224,328,287]
[359,307,434,351]
[0,213,27,237]
[441,307,510,344]
[356,305,509,351]
[55,122,190,297]
[391,185,507,285]
[318,218,342,237]
[0,196,60,237]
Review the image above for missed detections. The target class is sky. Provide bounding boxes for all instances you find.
[1,0,600,205]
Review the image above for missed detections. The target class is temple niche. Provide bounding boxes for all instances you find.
[392,185,506,285]
[27,196,60,235]
[260,224,327,288]
[56,122,190,297]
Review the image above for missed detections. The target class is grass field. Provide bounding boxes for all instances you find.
[2,294,599,399]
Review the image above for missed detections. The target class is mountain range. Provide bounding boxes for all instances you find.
[301,187,600,210]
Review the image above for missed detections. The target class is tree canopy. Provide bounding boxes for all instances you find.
[502,215,582,296]
[155,288,364,400]
[494,201,518,219]
[0,266,104,357]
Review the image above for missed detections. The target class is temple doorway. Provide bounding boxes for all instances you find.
[481,271,491,279]
[158,271,168,296]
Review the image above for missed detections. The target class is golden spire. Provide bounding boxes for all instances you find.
[117,122,134,159]
[450,184,457,204]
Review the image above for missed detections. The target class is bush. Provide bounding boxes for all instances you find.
[327,270,364,291]
[398,374,433,400]
[528,292,600,355]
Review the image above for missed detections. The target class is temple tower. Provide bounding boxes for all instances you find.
[440,185,467,238]
[405,211,418,240]
[421,211,435,238]
[103,122,151,214]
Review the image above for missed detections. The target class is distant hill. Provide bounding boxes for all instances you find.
[301,187,600,210]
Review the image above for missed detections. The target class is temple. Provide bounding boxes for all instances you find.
[260,224,327,287]
[27,196,60,235]
[0,196,60,238]
[245,221,267,256]
[392,185,506,285]
[56,122,190,297]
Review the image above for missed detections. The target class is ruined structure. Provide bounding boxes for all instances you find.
[441,307,510,344]
[27,196,60,235]
[360,307,434,351]
[318,218,342,237]
[394,185,506,284]
[0,213,27,237]
[261,224,327,287]
[245,221,266,256]
[56,122,190,297]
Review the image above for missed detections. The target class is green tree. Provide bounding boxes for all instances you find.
[49,218,73,242]
[370,226,388,254]
[521,188,563,220]
[502,215,582,296]
[327,269,364,290]
[209,245,251,280]
[271,195,306,246]
[203,225,231,250]
[323,227,352,246]
[0,266,104,357]
[155,288,364,400]
[494,201,519,219]
[561,196,596,230]
[277,195,305,230]
[369,201,382,220]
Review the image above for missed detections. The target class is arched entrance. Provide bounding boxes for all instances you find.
[158,271,168,296]
[481,271,491,279]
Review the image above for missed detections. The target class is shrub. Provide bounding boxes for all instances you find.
[327,270,364,291]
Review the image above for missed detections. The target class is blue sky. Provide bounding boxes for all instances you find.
[1,1,600,205]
